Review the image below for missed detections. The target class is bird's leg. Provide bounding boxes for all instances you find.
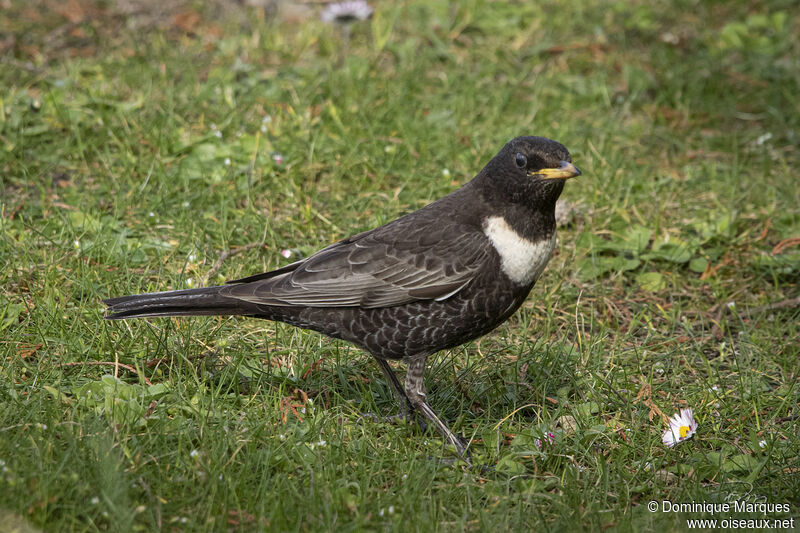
[361,355,427,432]
[374,358,411,415]
[372,357,427,432]
[404,354,470,461]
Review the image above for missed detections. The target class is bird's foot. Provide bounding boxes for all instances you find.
[448,434,472,466]
[425,436,472,467]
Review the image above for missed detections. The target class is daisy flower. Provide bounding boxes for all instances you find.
[320,1,373,24]
[281,248,304,259]
[534,432,556,449]
[662,408,698,447]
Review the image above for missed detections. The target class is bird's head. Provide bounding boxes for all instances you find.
[477,136,580,207]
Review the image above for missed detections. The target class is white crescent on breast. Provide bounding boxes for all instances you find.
[482,216,556,286]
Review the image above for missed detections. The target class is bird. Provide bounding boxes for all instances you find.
[104,135,581,460]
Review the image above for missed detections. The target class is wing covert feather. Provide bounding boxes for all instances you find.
[221,219,491,308]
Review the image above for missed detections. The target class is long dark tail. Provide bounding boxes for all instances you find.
[103,287,255,320]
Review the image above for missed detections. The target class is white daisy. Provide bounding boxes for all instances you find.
[662,408,698,447]
[320,1,373,24]
[534,432,556,449]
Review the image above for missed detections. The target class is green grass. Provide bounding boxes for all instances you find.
[2,0,799,531]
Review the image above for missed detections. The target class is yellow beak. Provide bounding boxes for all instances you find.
[531,160,581,180]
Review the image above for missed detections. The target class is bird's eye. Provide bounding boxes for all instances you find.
[515,153,527,168]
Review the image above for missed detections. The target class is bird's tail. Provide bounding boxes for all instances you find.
[103,286,252,320]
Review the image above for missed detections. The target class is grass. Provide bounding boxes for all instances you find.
[1,0,799,531]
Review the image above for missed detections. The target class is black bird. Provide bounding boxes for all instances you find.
[104,136,581,459]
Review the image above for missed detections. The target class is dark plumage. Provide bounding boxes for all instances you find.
[104,136,581,460]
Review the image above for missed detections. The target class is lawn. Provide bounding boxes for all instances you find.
[1,0,798,531]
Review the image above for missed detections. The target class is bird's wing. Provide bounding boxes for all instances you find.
[221,219,491,308]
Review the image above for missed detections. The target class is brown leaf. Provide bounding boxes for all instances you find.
[173,11,200,33]
[772,236,800,255]
[634,382,667,423]
[57,0,85,23]
[18,344,42,359]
